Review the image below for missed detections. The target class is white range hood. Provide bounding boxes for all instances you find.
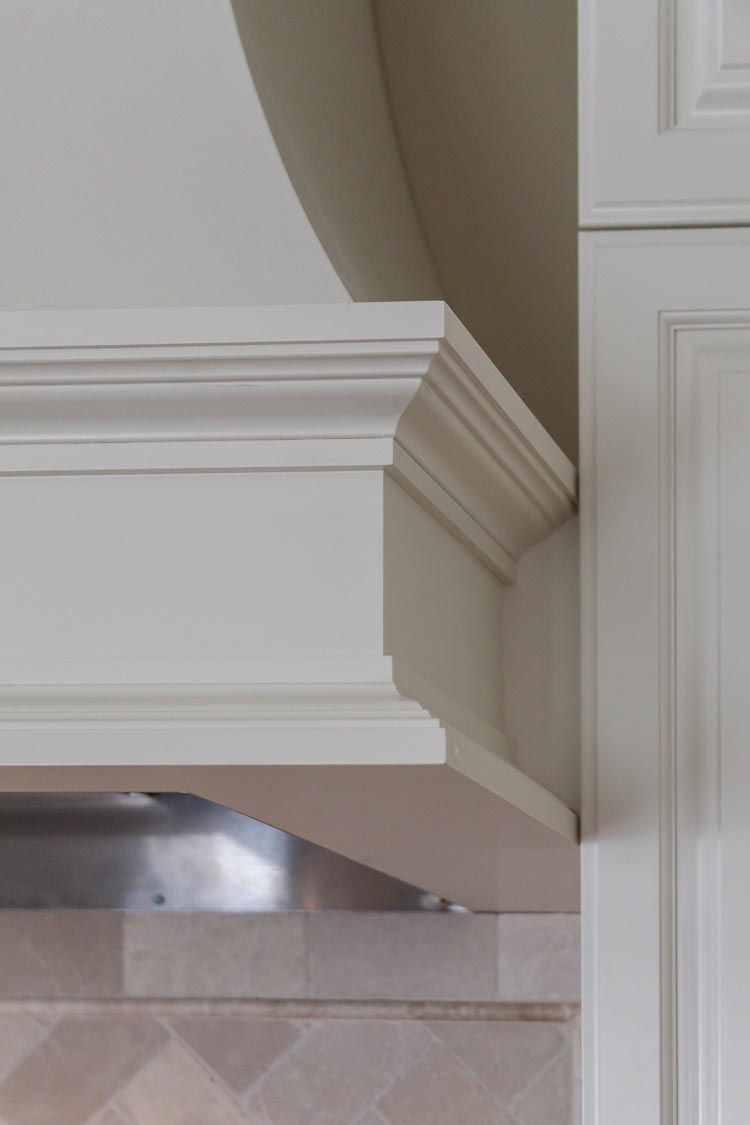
[0,301,579,911]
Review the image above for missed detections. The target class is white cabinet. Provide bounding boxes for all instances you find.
[580,7,750,1114]
[581,230,750,1123]
[580,0,750,225]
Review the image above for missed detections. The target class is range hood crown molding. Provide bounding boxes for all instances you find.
[0,302,580,911]
[0,301,575,581]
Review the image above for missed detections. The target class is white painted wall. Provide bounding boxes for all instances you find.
[0,0,349,309]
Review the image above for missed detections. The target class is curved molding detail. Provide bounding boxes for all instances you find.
[0,302,575,581]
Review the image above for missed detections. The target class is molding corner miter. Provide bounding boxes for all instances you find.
[0,302,576,582]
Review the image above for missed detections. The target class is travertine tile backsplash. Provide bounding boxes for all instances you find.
[305,913,500,1000]
[0,913,123,997]
[0,912,580,1124]
[124,915,307,1000]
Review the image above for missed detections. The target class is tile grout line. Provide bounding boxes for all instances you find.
[86,1084,132,1125]
[115,912,127,1004]
[495,912,503,1001]
[302,911,312,999]
[160,1015,261,1113]
[351,1017,434,1120]
[506,1031,572,1124]
[239,1019,319,1117]
[85,1015,172,1125]
[120,913,130,1000]
[160,1008,317,1111]
[421,1023,525,1124]
[0,1014,58,1090]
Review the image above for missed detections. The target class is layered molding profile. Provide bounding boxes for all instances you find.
[0,302,579,909]
[580,0,750,225]
[0,302,575,582]
[0,653,444,768]
[668,0,750,127]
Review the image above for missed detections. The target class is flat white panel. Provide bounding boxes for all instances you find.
[676,342,750,1123]
[504,517,581,811]
[0,471,383,660]
[674,332,723,1125]
[582,257,665,1125]
[580,0,750,224]
[383,475,505,736]
[723,0,750,65]
[717,368,750,1122]
[674,0,750,126]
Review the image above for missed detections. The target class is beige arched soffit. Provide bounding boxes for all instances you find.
[229,0,442,303]
[374,1,578,460]
[230,0,577,459]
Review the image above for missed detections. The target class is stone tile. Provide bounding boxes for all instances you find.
[0,1015,50,1081]
[512,1046,575,1125]
[90,1107,130,1124]
[169,1016,300,1094]
[124,915,306,998]
[376,1042,514,1124]
[428,1019,565,1105]
[0,1016,166,1124]
[497,914,580,1001]
[306,913,498,999]
[246,1019,431,1125]
[112,1038,249,1124]
[0,913,123,996]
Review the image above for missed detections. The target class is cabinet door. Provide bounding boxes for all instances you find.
[581,230,750,1124]
[580,0,750,225]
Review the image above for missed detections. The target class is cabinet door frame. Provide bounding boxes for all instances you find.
[581,228,750,1124]
[579,0,750,226]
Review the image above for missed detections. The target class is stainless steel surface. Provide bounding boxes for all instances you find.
[0,793,460,911]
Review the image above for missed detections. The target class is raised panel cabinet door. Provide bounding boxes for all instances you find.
[581,229,750,1125]
[580,0,750,225]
